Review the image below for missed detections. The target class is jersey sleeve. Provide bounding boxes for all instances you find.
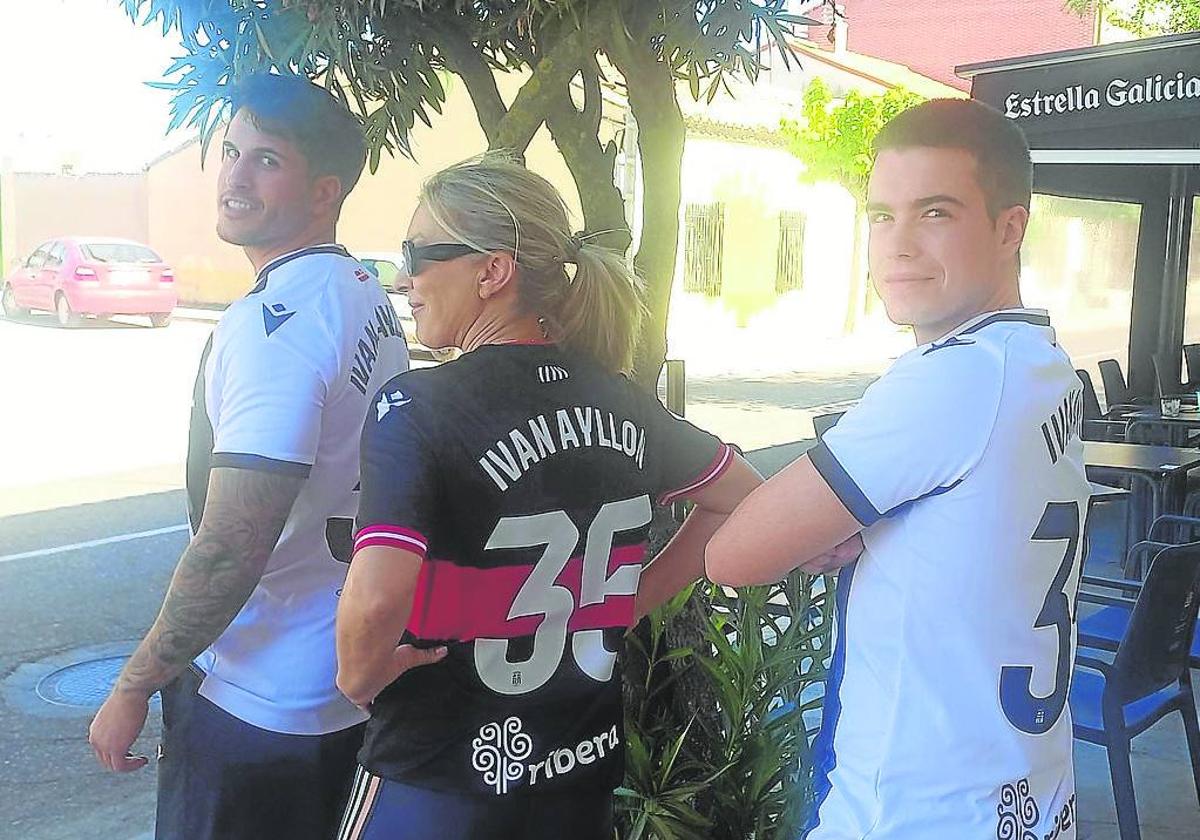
[354,375,439,559]
[811,343,1006,527]
[209,311,338,476]
[640,391,734,506]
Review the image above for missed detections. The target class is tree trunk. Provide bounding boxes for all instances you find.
[601,15,715,753]
[842,209,867,334]
[604,23,686,392]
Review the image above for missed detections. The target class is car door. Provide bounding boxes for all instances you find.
[12,244,50,309]
[39,241,67,308]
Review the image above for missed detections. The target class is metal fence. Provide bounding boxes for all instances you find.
[683,202,725,298]
[776,210,806,294]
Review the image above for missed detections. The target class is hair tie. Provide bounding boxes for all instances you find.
[566,231,585,262]
[563,227,629,264]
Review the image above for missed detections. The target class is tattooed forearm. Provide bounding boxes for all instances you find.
[114,467,304,696]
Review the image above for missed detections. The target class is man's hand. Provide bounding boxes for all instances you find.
[87,467,302,771]
[798,533,864,575]
[89,688,151,773]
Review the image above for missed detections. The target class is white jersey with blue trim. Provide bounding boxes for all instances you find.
[186,244,410,735]
[804,308,1089,839]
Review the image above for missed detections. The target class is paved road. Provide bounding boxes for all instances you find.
[1,491,184,840]
[0,313,210,499]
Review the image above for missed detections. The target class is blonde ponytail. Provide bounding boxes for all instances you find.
[546,240,645,374]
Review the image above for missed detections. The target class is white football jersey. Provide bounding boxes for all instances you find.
[804,309,1088,839]
[186,244,410,735]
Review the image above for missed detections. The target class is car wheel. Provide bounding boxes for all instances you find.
[149,313,172,328]
[1,285,28,319]
[55,294,80,328]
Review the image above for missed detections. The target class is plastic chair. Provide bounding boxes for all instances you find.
[1150,352,1198,405]
[1152,352,1170,399]
[1077,515,1200,659]
[1078,369,1127,441]
[1184,344,1200,388]
[1070,540,1200,840]
[1099,359,1136,408]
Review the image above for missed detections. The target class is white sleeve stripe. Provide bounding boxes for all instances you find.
[353,530,428,553]
[659,443,734,505]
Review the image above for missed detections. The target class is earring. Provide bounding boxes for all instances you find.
[537,316,550,339]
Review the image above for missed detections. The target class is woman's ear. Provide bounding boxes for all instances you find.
[477,252,518,300]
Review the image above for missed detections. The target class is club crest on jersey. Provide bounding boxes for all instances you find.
[354,268,371,282]
[262,302,296,336]
[375,390,411,421]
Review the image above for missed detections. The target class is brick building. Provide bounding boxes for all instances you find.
[796,0,1100,91]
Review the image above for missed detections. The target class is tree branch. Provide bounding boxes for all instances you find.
[492,25,590,153]
[543,62,629,252]
[435,24,509,146]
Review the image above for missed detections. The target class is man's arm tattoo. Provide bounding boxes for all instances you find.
[115,467,304,695]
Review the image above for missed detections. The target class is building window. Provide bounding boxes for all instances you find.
[776,210,806,294]
[683,202,725,297]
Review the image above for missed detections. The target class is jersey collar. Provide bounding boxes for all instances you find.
[249,243,350,295]
[945,307,1053,341]
[919,308,1055,356]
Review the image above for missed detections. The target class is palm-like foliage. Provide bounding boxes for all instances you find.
[618,571,836,839]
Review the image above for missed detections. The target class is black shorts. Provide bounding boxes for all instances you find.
[336,766,614,840]
[155,666,365,840]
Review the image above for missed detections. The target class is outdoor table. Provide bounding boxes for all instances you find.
[1088,481,1129,503]
[1124,406,1200,447]
[1083,441,1200,544]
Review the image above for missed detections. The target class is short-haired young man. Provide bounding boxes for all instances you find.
[708,99,1090,839]
[89,73,420,840]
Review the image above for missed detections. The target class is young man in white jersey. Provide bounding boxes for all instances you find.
[707,99,1090,838]
[88,74,422,839]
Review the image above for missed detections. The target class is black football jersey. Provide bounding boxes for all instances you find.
[354,343,732,796]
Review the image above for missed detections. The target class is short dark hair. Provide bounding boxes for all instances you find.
[873,98,1032,218]
[231,73,368,201]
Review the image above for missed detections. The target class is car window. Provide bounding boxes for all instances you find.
[361,258,402,291]
[45,241,66,268]
[80,243,161,264]
[26,244,51,270]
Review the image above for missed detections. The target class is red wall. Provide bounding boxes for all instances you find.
[809,0,1098,92]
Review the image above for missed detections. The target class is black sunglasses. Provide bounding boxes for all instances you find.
[402,240,485,277]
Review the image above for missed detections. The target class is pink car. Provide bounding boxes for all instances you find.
[1,237,177,328]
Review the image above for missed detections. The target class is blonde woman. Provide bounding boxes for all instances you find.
[333,154,761,839]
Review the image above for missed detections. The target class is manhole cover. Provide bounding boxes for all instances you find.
[2,643,162,717]
[35,656,130,707]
